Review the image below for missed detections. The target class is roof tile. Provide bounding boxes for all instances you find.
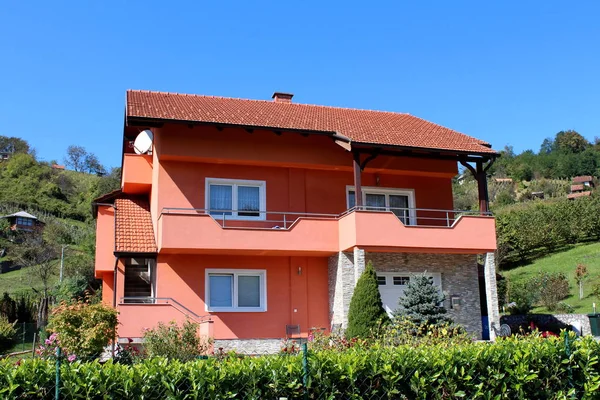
[115,198,157,253]
[126,90,496,155]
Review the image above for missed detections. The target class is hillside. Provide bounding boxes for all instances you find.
[502,242,600,314]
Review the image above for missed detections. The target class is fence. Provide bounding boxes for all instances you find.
[4,322,37,355]
[1,332,597,399]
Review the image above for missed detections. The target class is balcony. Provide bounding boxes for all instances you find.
[157,207,496,255]
[122,154,152,194]
[117,297,212,340]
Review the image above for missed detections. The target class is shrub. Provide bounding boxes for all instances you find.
[47,301,118,359]
[530,271,570,311]
[555,302,575,314]
[346,262,389,339]
[395,274,451,326]
[0,315,16,354]
[507,279,536,315]
[143,320,211,361]
[379,317,471,347]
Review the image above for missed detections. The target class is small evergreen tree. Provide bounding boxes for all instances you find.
[346,262,390,339]
[395,274,451,326]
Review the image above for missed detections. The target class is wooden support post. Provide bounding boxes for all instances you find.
[476,161,489,214]
[353,152,363,208]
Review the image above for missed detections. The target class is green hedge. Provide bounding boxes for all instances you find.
[1,335,600,399]
[496,195,600,263]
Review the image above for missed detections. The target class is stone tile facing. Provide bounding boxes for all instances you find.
[214,339,283,355]
[328,252,356,329]
[365,252,482,338]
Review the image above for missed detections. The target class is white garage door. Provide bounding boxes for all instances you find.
[376,272,442,317]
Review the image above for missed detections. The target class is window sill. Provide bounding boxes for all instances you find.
[206,307,267,313]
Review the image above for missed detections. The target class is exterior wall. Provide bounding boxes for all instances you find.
[213,339,282,355]
[94,206,115,279]
[328,250,482,338]
[114,254,331,340]
[149,124,456,230]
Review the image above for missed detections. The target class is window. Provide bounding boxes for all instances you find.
[347,186,416,225]
[393,276,410,286]
[377,275,387,286]
[205,269,267,312]
[123,259,156,304]
[205,178,266,220]
[16,217,33,227]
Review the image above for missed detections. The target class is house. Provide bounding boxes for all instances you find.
[0,211,44,232]
[93,90,500,351]
[572,176,594,187]
[568,176,594,200]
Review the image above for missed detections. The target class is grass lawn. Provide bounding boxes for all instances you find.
[0,267,58,296]
[502,242,600,314]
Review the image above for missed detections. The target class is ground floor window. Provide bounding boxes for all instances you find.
[205,269,267,312]
[123,259,156,304]
[376,272,442,316]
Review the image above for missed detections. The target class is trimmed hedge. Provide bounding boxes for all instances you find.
[1,335,600,399]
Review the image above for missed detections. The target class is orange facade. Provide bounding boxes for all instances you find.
[96,121,497,341]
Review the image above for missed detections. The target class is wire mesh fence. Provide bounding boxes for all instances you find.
[1,332,598,399]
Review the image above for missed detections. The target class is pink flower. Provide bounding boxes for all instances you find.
[67,354,76,362]
[127,337,133,343]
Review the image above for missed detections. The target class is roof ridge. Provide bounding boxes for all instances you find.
[126,89,412,116]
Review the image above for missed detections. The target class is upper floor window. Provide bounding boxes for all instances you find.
[347,186,416,225]
[205,178,266,220]
[16,217,33,227]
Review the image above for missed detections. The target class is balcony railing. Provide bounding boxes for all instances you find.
[119,297,212,323]
[161,206,491,229]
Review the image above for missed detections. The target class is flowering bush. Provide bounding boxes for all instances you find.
[308,328,365,351]
[36,333,77,362]
[280,338,300,354]
[114,338,144,365]
[47,301,118,359]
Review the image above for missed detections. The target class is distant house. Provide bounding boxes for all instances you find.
[0,152,12,161]
[0,211,44,232]
[494,178,513,184]
[51,164,65,170]
[572,176,594,187]
[531,191,545,199]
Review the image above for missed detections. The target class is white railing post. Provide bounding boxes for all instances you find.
[283,214,286,229]
[446,211,450,227]
[222,213,225,227]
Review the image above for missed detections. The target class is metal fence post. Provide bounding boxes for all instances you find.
[302,342,309,400]
[564,332,575,399]
[55,347,61,400]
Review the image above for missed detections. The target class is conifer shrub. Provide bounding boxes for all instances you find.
[0,316,16,354]
[345,262,389,339]
[395,274,451,327]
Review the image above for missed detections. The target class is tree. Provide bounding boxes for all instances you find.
[555,130,589,154]
[12,235,60,326]
[395,274,451,326]
[84,153,106,176]
[575,264,589,300]
[64,145,87,172]
[539,137,554,155]
[0,136,30,155]
[346,262,390,338]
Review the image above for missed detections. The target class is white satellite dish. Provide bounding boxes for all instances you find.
[133,130,153,154]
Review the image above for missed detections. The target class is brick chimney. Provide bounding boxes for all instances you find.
[272,92,294,103]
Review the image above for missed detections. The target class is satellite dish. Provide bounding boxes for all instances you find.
[133,130,153,154]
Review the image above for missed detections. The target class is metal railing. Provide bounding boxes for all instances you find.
[119,297,211,323]
[160,207,492,229]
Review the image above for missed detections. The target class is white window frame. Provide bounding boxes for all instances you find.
[346,185,417,225]
[205,269,267,312]
[205,178,266,221]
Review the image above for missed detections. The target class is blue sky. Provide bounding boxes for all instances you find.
[1,1,599,168]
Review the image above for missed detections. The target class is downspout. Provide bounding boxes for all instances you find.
[112,255,119,358]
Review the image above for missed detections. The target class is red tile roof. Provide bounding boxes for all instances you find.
[571,184,585,192]
[127,90,497,155]
[573,176,593,183]
[115,198,157,253]
[567,191,592,200]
